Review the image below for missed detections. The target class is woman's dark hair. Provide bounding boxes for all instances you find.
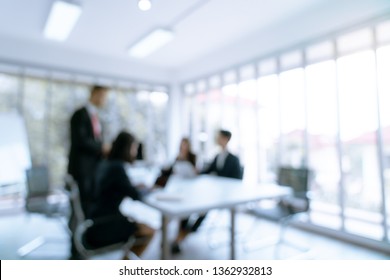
[108,131,137,163]
[180,137,196,167]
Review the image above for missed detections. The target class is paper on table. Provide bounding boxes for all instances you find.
[154,193,184,202]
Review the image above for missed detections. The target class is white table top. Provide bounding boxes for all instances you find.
[143,175,291,218]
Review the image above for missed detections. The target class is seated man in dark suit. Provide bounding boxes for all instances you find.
[202,129,242,179]
[171,130,242,254]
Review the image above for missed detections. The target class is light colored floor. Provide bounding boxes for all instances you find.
[0,205,389,260]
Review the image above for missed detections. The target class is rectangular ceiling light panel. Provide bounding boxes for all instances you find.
[128,28,174,58]
[43,1,82,41]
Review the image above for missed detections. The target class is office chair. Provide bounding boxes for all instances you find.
[244,166,312,259]
[18,166,69,257]
[66,175,139,260]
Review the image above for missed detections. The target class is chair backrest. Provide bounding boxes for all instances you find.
[25,166,50,197]
[239,166,244,180]
[277,166,311,213]
[136,142,144,160]
[66,174,139,259]
[65,174,85,224]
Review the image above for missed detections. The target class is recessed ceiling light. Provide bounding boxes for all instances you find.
[128,28,174,58]
[138,0,152,11]
[43,1,82,41]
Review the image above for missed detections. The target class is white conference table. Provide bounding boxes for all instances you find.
[143,174,291,260]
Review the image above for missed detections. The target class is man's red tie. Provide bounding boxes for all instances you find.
[91,113,100,139]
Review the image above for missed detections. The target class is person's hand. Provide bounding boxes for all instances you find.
[137,183,147,190]
[136,183,155,196]
[102,143,111,157]
[177,154,185,161]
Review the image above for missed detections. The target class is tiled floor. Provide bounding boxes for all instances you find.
[1,205,389,260]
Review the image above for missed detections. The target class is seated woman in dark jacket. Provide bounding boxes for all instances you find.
[86,131,154,258]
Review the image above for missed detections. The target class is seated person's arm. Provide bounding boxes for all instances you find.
[200,157,217,174]
[116,166,143,201]
[192,155,199,174]
[231,157,243,179]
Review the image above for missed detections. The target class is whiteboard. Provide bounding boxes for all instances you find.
[0,112,31,186]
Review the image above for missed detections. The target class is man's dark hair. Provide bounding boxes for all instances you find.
[219,129,232,141]
[91,85,109,95]
[109,131,137,163]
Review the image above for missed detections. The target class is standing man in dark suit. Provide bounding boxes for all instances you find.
[67,85,110,259]
[202,129,243,179]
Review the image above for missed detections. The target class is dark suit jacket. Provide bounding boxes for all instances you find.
[68,107,102,203]
[202,152,243,179]
[85,160,142,248]
[89,160,142,219]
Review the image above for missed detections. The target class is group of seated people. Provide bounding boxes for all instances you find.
[72,128,242,259]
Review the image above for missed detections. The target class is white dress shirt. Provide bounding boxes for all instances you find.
[85,102,102,138]
[216,150,229,170]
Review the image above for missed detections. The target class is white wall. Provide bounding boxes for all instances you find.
[176,0,390,82]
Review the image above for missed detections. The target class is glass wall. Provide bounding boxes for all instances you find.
[0,71,169,193]
[221,84,239,156]
[305,60,341,230]
[0,73,19,112]
[23,77,48,166]
[377,44,390,240]
[337,51,383,239]
[191,91,208,167]
[184,18,390,243]
[47,81,73,186]
[238,79,258,184]
[257,74,280,182]
[150,91,169,165]
[279,68,305,167]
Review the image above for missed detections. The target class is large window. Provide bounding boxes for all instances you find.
[201,89,221,161]
[279,68,305,167]
[0,73,19,113]
[337,51,383,240]
[377,45,390,240]
[23,77,47,166]
[306,61,341,229]
[100,88,169,164]
[193,92,207,166]
[150,91,169,165]
[221,84,239,155]
[238,79,258,184]
[257,75,280,182]
[47,81,73,186]
[184,18,390,244]
[0,71,169,196]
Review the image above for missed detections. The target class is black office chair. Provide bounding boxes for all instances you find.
[66,175,139,260]
[244,166,312,259]
[18,166,69,257]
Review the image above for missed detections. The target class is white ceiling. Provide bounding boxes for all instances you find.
[0,0,330,69]
[0,0,390,82]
